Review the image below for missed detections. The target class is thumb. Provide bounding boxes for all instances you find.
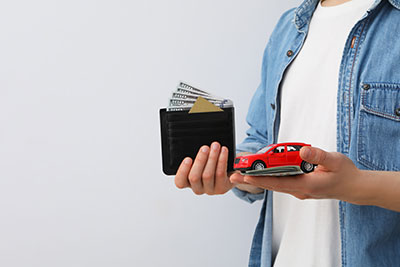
[300,146,339,170]
[229,172,246,184]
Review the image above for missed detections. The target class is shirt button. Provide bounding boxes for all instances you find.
[395,107,400,117]
[271,103,276,110]
[286,50,294,57]
[362,83,371,90]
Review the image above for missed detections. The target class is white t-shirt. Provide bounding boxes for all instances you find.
[273,0,373,266]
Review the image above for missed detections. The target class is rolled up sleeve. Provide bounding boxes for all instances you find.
[233,129,268,204]
[231,187,265,203]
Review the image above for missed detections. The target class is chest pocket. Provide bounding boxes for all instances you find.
[357,82,400,171]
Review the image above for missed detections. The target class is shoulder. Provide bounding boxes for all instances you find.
[277,7,297,27]
[260,7,298,67]
[268,8,297,48]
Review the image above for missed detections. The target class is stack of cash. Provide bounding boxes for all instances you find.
[241,166,304,176]
[167,81,234,111]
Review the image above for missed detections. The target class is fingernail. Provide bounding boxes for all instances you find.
[302,147,311,158]
[211,142,219,151]
[202,146,209,153]
[184,158,191,165]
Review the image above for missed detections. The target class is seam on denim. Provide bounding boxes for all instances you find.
[363,107,400,121]
[339,201,346,267]
[361,88,400,122]
[337,17,355,155]
[294,0,316,30]
[388,0,400,10]
[358,152,398,171]
[364,82,400,88]
[347,18,370,150]
[339,19,367,154]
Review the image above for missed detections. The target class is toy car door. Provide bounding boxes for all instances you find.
[267,145,286,167]
[286,145,301,165]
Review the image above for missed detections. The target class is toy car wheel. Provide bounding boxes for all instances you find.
[252,160,266,170]
[301,161,315,173]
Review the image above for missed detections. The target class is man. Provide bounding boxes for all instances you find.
[175,0,400,266]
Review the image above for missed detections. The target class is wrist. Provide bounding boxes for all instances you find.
[356,170,400,211]
[346,169,397,209]
[346,169,377,206]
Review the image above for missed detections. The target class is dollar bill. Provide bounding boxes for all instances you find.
[169,98,233,108]
[178,81,210,96]
[166,81,234,112]
[166,106,192,112]
[172,92,224,102]
[240,166,304,176]
[176,87,213,98]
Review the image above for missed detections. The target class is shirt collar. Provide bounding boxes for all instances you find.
[294,0,400,31]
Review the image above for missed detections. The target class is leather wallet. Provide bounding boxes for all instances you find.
[159,107,236,175]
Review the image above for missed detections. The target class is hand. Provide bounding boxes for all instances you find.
[174,142,237,195]
[230,146,364,204]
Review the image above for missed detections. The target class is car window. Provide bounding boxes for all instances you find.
[287,145,300,152]
[273,146,285,153]
[256,144,274,154]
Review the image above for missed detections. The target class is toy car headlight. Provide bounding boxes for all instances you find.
[241,158,248,163]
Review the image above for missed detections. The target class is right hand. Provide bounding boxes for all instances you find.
[174,142,237,195]
[174,142,263,195]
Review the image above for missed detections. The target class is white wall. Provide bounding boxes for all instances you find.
[0,0,301,266]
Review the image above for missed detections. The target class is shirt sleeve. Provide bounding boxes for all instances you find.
[232,39,272,203]
[231,187,265,203]
[232,82,270,203]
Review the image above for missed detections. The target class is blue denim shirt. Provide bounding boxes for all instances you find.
[232,0,400,266]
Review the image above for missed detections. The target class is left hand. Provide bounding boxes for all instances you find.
[230,146,365,204]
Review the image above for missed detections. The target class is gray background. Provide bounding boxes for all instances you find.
[0,0,300,266]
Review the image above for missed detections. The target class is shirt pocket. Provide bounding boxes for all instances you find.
[357,82,400,171]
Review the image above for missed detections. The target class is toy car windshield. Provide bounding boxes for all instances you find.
[256,144,274,154]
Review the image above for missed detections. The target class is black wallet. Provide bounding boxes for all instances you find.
[159,108,236,175]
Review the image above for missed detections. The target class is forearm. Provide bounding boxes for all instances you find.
[355,170,400,212]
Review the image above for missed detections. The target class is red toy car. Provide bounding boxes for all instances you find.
[234,142,316,173]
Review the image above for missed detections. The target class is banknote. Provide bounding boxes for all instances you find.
[169,97,230,106]
[168,101,233,111]
[172,92,224,102]
[240,166,304,176]
[178,81,210,96]
[176,87,212,97]
[166,106,192,112]
[166,81,233,112]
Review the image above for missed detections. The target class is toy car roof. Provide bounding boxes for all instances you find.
[271,142,309,146]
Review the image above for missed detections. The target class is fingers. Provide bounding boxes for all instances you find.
[214,146,230,194]
[188,145,210,195]
[202,142,221,194]
[175,142,232,195]
[175,157,192,189]
[229,171,246,184]
[243,175,305,193]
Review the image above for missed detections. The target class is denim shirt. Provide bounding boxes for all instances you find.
[232,0,400,266]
